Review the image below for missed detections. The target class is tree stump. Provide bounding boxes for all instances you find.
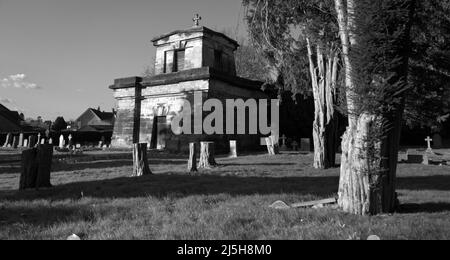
[229,140,238,158]
[265,136,280,156]
[35,145,53,188]
[198,142,217,169]
[19,144,53,190]
[132,143,152,177]
[187,143,198,172]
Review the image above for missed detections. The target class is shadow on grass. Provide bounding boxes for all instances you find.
[0,158,190,174]
[398,203,450,214]
[0,174,340,202]
[397,175,450,191]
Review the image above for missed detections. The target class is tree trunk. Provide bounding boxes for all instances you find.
[307,38,339,169]
[198,142,217,169]
[132,143,152,177]
[19,145,53,190]
[334,0,414,215]
[187,142,198,172]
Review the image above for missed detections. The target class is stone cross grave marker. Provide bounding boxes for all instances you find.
[425,136,433,153]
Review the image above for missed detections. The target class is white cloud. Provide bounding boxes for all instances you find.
[1,74,42,90]
[0,98,14,104]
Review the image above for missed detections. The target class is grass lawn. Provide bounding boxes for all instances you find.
[0,152,449,240]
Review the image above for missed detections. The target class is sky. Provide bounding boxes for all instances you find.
[0,0,247,120]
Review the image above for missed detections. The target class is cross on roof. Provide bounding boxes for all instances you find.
[193,14,202,27]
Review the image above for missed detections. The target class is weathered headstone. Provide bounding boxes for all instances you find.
[269,200,291,210]
[48,138,53,145]
[433,133,443,149]
[23,139,28,148]
[29,135,37,148]
[40,138,46,145]
[18,133,24,147]
[68,134,73,148]
[300,138,310,152]
[229,140,238,158]
[67,234,81,241]
[3,133,12,147]
[406,149,423,164]
[12,136,19,148]
[292,141,299,151]
[59,135,65,149]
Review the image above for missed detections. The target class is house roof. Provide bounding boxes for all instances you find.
[90,109,115,122]
[0,103,23,133]
[76,108,115,123]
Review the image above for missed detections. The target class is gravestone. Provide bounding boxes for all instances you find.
[59,135,65,149]
[98,140,103,148]
[292,141,299,151]
[406,149,423,164]
[41,138,46,145]
[23,139,28,148]
[48,138,53,145]
[229,140,238,158]
[300,138,310,152]
[76,144,81,149]
[433,133,443,149]
[12,136,19,148]
[29,135,37,148]
[3,133,12,147]
[68,134,73,148]
[37,133,42,146]
[18,133,24,147]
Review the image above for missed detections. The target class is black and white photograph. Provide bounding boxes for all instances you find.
[0,0,449,243]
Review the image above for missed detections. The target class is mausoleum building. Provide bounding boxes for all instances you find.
[110,20,268,152]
